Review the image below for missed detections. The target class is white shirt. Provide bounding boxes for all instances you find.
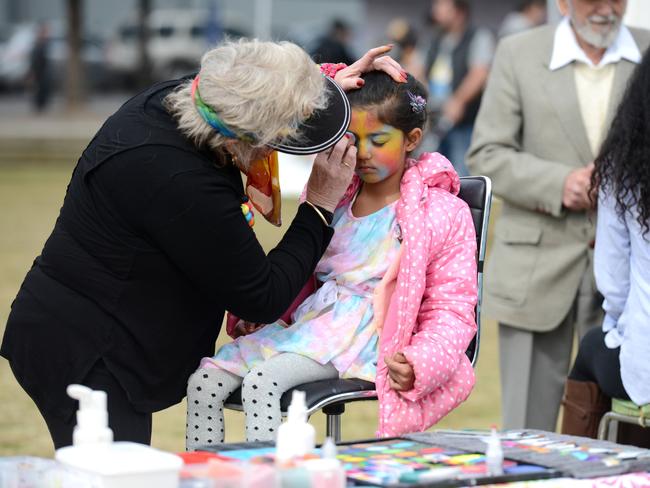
[549,17,641,71]
[595,190,650,405]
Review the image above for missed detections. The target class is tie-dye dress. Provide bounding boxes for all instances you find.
[204,199,401,382]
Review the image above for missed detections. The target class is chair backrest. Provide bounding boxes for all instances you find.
[457,176,492,367]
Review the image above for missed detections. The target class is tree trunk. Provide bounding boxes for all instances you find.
[137,0,152,88]
[65,0,83,111]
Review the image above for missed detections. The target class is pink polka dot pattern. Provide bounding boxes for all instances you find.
[340,152,478,437]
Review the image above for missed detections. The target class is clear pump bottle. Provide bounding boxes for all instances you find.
[485,425,504,476]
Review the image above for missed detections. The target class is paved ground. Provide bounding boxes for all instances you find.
[0,92,126,140]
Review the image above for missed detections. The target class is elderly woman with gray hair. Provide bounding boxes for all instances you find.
[1,39,407,449]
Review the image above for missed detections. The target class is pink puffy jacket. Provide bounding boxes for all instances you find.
[337,152,478,437]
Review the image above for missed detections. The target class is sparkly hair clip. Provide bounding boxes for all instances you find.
[407,91,426,113]
[319,63,348,78]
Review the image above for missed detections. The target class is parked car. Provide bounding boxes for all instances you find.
[0,24,12,63]
[105,9,246,86]
[0,23,35,89]
[0,22,107,91]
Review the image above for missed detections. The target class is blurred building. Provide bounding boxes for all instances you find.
[0,0,367,45]
[2,0,649,47]
[1,0,647,89]
[0,0,545,51]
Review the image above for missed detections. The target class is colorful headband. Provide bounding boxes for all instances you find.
[191,75,239,139]
[407,91,427,113]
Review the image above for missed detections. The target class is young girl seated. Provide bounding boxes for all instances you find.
[186,72,478,450]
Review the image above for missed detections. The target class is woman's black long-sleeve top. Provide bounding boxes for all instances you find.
[0,79,333,419]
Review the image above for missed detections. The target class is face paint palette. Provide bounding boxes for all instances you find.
[406,430,650,481]
[336,438,557,486]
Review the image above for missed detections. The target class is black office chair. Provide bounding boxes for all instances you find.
[224,176,493,442]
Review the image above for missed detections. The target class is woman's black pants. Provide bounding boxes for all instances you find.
[569,327,629,400]
[40,359,152,449]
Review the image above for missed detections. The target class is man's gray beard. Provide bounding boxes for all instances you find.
[573,16,621,49]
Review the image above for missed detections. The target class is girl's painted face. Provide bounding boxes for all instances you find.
[348,108,406,184]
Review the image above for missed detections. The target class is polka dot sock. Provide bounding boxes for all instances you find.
[185,367,242,451]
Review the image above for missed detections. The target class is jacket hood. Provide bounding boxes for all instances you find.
[402,152,460,196]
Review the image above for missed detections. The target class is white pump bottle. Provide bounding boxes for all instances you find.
[275,390,316,463]
[67,384,113,446]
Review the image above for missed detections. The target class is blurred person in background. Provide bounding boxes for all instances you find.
[29,22,51,112]
[1,38,406,449]
[498,0,548,39]
[386,18,426,84]
[561,48,650,447]
[468,0,650,432]
[424,0,495,176]
[310,19,355,66]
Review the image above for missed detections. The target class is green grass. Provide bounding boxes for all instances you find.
[0,159,501,457]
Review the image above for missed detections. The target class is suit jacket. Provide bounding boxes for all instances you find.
[467,24,650,332]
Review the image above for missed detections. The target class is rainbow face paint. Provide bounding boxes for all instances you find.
[349,110,406,184]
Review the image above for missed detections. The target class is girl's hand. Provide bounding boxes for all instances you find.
[234,320,265,337]
[384,352,415,391]
[334,45,407,91]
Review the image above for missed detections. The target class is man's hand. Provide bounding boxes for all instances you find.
[563,163,595,211]
[384,352,415,391]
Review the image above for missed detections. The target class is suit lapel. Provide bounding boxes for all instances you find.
[542,63,594,164]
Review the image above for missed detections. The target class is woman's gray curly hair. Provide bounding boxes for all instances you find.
[164,38,328,166]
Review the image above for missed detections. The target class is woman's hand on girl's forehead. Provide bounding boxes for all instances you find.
[334,45,407,92]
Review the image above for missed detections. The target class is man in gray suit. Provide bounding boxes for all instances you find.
[467,0,650,432]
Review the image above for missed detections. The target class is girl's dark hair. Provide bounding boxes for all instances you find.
[591,48,650,235]
[346,71,428,134]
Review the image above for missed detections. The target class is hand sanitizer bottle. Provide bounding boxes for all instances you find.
[485,425,504,476]
[67,384,114,446]
[55,384,182,488]
[275,390,316,464]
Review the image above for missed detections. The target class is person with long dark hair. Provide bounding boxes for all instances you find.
[561,48,650,445]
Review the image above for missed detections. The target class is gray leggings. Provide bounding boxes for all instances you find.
[186,353,338,450]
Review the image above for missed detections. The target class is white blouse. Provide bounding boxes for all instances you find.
[595,189,650,405]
